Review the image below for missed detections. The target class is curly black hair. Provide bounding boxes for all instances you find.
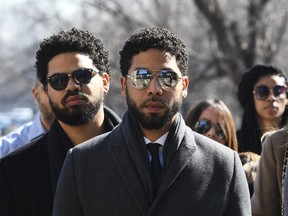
[119,27,188,76]
[35,28,110,85]
[237,64,288,154]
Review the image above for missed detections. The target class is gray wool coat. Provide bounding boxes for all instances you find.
[53,112,251,216]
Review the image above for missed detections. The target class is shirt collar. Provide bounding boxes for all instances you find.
[144,132,168,146]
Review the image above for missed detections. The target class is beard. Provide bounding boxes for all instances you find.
[49,90,103,126]
[126,91,181,130]
[38,99,55,126]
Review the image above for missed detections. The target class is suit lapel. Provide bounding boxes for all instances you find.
[109,126,151,216]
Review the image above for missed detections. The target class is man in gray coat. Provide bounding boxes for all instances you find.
[53,27,251,216]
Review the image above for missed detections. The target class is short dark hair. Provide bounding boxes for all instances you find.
[119,27,188,76]
[35,28,110,85]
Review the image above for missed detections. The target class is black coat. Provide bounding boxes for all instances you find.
[0,106,121,216]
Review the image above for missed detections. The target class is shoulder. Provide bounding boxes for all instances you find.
[193,131,235,153]
[0,121,33,143]
[71,131,113,154]
[0,133,48,165]
[262,128,287,149]
[189,131,238,163]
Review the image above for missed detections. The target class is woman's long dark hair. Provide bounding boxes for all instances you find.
[237,64,288,154]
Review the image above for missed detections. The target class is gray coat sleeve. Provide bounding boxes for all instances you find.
[224,151,252,216]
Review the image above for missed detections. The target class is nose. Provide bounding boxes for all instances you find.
[205,127,216,139]
[65,76,81,91]
[266,90,276,101]
[147,75,163,95]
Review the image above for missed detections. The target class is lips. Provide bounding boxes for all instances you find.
[145,102,163,112]
[64,95,87,106]
[264,104,278,111]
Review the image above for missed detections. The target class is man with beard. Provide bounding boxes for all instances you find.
[53,27,251,216]
[0,28,121,216]
[0,80,55,158]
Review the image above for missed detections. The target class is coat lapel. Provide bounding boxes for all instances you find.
[109,126,152,216]
[110,112,197,215]
[147,125,197,214]
[158,131,196,196]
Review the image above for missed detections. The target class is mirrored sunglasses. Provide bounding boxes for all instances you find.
[194,119,225,140]
[126,68,183,90]
[46,68,98,90]
[253,85,287,101]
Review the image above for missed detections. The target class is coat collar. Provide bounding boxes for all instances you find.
[47,106,121,195]
[108,111,197,215]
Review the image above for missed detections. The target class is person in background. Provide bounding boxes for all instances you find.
[53,27,250,216]
[185,99,259,196]
[185,99,238,151]
[252,126,288,216]
[0,81,54,158]
[237,64,288,155]
[0,28,121,216]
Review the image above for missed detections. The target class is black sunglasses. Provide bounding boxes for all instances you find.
[194,119,225,140]
[253,85,287,101]
[126,68,183,90]
[46,68,98,90]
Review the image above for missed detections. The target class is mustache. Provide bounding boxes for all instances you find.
[61,90,88,105]
[140,96,165,107]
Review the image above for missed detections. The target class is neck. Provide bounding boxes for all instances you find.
[58,109,106,146]
[140,121,172,142]
[40,115,52,131]
[257,117,281,135]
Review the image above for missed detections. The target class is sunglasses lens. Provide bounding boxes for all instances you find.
[195,120,211,134]
[130,69,152,89]
[195,120,225,140]
[73,69,93,85]
[273,85,287,99]
[49,74,69,90]
[47,68,96,90]
[255,85,269,100]
[214,124,225,140]
[158,70,179,89]
[255,85,287,100]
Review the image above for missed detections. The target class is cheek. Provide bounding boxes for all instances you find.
[47,89,62,104]
[253,98,262,115]
[278,99,288,113]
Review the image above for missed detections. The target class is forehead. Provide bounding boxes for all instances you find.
[199,106,221,122]
[47,52,94,76]
[130,49,179,72]
[254,75,286,87]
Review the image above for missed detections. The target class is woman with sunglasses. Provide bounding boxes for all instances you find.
[237,64,288,215]
[237,64,288,155]
[185,99,238,151]
[186,99,261,197]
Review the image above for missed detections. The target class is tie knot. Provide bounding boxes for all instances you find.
[147,143,161,156]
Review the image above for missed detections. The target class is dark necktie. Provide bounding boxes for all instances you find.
[147,143,162,196]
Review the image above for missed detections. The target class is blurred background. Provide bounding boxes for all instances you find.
[1,0,288,135]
